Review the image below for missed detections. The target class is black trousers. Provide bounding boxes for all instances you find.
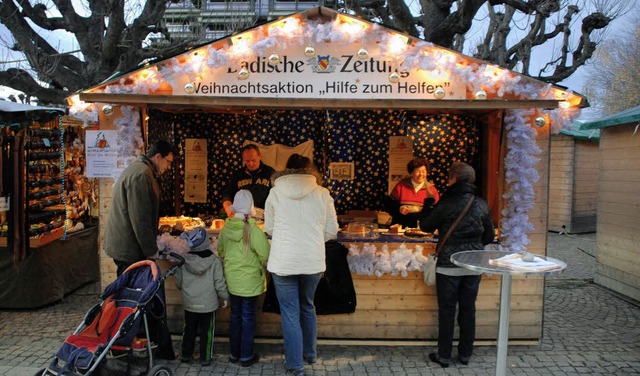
[182,310,215,362]
[435,273,482,361]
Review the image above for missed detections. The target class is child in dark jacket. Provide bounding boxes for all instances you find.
[175,226,229,366]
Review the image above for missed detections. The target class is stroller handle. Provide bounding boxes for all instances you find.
[158,250,185,267]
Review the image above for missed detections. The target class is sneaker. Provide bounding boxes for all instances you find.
[228,356,239,364]
[428,352,450,368]
[201,360,212,367]
[285,369,305,376]
[304,355,317,365]
[240,353,260,367]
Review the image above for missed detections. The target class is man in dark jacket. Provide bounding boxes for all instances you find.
[103,139,176,360]
[104,139,176,275]
[222,144,275,217]
[419,161,494,368]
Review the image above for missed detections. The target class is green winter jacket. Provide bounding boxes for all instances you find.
[217,218,270,297]
[104,154,160,264]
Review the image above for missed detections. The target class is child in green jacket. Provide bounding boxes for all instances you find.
[217,190,270,367]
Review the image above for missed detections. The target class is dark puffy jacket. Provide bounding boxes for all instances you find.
[419,182,494,267]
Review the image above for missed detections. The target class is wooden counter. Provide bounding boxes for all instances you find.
[160,239,544,341]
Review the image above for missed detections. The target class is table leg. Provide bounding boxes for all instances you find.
[496,274,512,376]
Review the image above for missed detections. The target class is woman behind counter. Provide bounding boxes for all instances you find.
[419,161,494,368]
[385,157,440,228]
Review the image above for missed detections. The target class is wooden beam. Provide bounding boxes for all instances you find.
[78,93,560,111]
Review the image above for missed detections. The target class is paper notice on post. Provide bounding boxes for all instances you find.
[184,138,208,203]
[388,136,414,194]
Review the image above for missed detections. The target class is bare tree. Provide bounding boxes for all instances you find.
[583,14,640,115]
[0,0,635,105]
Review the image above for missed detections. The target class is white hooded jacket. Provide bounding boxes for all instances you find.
[264,170,339,276]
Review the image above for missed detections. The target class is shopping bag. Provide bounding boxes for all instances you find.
[423,253,437,286]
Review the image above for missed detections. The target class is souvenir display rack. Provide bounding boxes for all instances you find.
[25,126,66,247]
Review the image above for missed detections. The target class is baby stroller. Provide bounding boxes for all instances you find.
[37,251,185,376]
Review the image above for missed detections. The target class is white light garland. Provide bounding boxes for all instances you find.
[500,109,541,252]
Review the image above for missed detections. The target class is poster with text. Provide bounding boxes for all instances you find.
[85,130,118,178]
[184,138,208,203]
[388,136,414,194]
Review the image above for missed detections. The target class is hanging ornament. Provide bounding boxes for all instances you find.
[357,48,369,60]
[184,83,195,94]
[237,68,250,80]
[268,53,280,66]
[388,72,400,83]
[475,90,487,100]
[304,46,316,57]
[434,88,446,99]
[102,105,113,116]
[534,116,546,127]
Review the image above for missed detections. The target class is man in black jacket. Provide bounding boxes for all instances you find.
[419,161,494,368]
[222,144,275,218]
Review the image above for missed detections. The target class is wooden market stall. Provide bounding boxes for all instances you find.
[548,128,600,233]
[72,7,585,342]
[0,102,100,308]
[577,106,640,302]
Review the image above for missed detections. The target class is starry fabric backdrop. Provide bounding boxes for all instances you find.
[149,109,478,217]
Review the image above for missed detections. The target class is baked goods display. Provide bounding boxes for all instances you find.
[389,224,402,234]
[403,228,433,238]
[210,219,225,231]
[158,216,206,233]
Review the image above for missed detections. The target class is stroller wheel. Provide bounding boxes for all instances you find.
[147,364,172,376]
[34,369,47,376]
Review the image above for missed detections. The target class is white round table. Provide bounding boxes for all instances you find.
[450,250,566,376]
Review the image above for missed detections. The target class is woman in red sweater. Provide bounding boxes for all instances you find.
[386,157,440,228]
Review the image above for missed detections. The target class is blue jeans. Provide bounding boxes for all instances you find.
[229,294,259,361]
[435,273,482,361]
[272,273,322,371]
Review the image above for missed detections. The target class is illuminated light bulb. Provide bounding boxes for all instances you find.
[238,69,250,80]
[102,105,113,116]
[304,46,316,57]
[357,48,369,60]
[268,53,280,66]
[475,90,487,100]
[434,88,446,99]
[184,83,195,94]
[534,116,546,128]
[559,101,571,109]
[388,72,400,83]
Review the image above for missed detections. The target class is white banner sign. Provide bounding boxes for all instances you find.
[175,42,465,100]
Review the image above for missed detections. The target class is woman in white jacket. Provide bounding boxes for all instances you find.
[264,154,339,376]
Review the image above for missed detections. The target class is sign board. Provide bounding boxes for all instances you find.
[85,130,118,178]
[184,138,208,203]
[174,42,465,100]
[330,162,355,180]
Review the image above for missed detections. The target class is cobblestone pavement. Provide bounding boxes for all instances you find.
[1,232,639,376]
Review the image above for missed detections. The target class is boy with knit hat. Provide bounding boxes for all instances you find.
[217,190,270,367]
[175,226,229,366]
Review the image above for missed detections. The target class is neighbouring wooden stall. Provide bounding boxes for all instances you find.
[71,7,585,341]
[577,106,640,302]
[0,102,100,308]
[548,128,600,233]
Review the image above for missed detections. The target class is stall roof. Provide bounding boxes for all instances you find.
[75,7,584,112]
[0,100,64,124]
[577,106,640,130]
[560,127,600,142]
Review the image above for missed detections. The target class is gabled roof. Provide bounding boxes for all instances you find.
[73,7,584,112]
[577,106,640,130]
[0,100,64,124]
